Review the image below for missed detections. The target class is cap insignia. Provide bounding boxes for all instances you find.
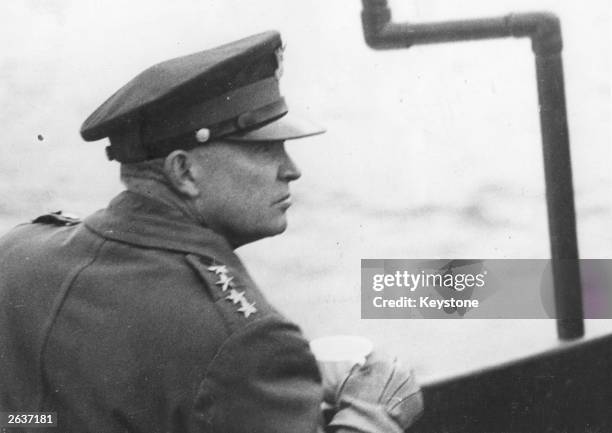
[274,45,285,80]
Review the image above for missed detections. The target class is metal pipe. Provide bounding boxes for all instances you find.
[536,53,583,339]
[361,0,583,339]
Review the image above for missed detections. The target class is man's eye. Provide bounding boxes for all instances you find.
[254,143,272,152]
[252,142,282,154]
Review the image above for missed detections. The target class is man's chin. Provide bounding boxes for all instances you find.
[229,219,288,248]
[266,219,288,237]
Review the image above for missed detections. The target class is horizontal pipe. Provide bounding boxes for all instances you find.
[362,0,562,54]
[365,18,513,48]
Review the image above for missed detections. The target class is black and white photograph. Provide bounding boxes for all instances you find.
[1,1,610,432]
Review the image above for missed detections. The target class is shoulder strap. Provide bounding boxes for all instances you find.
[32,211,81,226]
[185,253,262,332]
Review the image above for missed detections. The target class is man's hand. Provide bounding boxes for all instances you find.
[324,351,423,432]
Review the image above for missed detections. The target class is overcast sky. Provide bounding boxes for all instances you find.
[1,0,610,252]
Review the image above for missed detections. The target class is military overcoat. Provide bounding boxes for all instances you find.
[0,191,323,433]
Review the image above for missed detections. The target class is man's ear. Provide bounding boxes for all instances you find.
[163,150,200,198]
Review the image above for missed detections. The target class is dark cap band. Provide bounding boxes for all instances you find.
[106,99,290,162]
[143,77,284,143]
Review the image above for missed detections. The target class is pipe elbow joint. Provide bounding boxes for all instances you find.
[362,23,414,50]
[361,0,414,49]
[509,12,563,54]
[361,1,394,49]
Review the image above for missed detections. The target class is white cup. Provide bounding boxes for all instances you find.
[310,335,373,403]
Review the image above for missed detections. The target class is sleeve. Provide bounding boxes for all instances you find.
[192,315,324,433]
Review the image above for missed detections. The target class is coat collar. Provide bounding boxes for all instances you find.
[83,191,244,269]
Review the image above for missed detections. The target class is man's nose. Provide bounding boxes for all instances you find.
[278,152,302,182]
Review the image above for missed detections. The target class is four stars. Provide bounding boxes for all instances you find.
[208,264,257,318]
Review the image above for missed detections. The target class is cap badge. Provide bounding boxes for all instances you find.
[195,128,211,143]
[207,264,258,318]
[274,45,285,80]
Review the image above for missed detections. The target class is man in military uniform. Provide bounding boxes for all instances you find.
[0,32,422,432]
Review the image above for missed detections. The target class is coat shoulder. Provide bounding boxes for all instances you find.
[32,211,82,226]
[185,253,279,333]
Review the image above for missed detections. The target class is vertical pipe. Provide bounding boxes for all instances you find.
[535,53,584,339]
[360,3,585,339]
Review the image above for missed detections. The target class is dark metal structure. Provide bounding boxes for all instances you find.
[361,0,584,340]
[414,333,612,431]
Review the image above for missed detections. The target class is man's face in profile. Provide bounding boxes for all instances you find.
[190,140,301,247]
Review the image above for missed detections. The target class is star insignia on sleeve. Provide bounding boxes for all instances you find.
[215,274,234,292]
[226,289,246,305]
[237,299,257,318]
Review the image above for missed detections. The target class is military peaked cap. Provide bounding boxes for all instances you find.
[80,31,324,163]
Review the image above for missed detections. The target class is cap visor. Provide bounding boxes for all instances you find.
[224,112,325,142]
